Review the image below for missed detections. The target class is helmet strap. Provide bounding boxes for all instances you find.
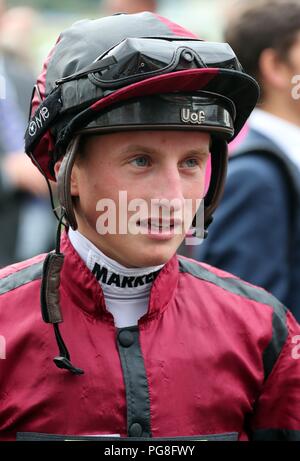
[57,136,80,230]
[40,210,84,375]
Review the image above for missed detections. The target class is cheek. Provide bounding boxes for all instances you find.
[78,166,127,230]
[183,172,207,200]
[79,161,119,203]
[182,173,207,220]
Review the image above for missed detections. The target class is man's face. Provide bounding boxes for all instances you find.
[259,32,300,116]
[105,0,156,14]
[67,130,210,268]
[0,1,5,21]
[288,33,300,110]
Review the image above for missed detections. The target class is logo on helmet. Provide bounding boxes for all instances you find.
[181,108,206,125]
[29,107,50,137]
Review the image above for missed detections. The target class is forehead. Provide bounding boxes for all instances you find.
[83,130,211,155]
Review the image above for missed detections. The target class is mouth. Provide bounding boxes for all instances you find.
[137,218,182,233]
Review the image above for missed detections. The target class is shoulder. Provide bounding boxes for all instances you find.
[177,255,288,377]
[0,254,50,390]
[177,255,286,318]
[0,253,46,298]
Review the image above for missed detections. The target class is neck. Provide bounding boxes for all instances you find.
[68,227,165,327]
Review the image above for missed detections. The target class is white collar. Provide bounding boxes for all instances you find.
[249,108,300,171]
[68,228,165,300]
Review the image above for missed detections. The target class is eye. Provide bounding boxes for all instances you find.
[181,158,200,168]
[130,155,151,167]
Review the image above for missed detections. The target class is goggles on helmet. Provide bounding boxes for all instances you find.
[55,37,243,89]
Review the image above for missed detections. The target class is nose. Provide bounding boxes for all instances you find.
[151,165,185,214]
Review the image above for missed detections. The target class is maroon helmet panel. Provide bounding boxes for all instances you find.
[90,68,219,112]
[154,13,199,38]
[31,35,61,118]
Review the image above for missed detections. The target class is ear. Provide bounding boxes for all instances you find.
[259,48,292,92]
[54,160,62,179]
[54,159,80,197]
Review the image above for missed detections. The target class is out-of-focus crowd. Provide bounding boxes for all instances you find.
[0,0,55,267]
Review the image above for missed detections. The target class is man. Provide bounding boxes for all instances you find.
[103,0,157,14]
[196,0,300,320]
[0,12,299,441]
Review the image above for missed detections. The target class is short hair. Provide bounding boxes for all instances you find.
[224,0,300,83]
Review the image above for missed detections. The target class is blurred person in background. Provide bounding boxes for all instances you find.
[0,6,38,116]
[0,2,55,267]
[196,0,300,322]
[103,0,157,14]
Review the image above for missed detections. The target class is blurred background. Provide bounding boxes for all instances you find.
[3,0,228,74]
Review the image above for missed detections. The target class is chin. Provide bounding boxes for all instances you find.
[144,255,171,267]
[135,246,177,268]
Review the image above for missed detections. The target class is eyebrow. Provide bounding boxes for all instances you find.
[119,144,159,156]
[119,144,210,157]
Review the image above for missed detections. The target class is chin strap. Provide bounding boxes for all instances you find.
[40,211,84,375]
[57,136,80,231]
